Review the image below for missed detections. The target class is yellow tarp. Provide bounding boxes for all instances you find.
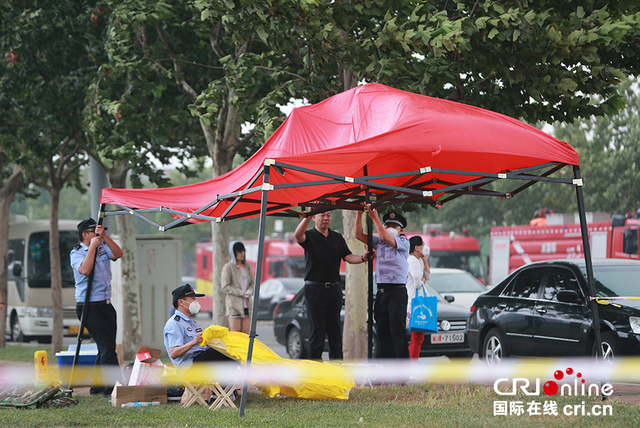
[201,325,354,401]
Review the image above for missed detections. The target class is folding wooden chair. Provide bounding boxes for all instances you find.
[180,381,211,407]
[208,382,237,410]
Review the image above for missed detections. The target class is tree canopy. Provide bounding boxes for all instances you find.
[2,0,640,351]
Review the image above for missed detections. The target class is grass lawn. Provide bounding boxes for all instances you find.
[1,344,638,427]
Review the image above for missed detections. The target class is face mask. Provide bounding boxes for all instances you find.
[385,226,399,237]
[183,299,201,315]
[422,245,430,257]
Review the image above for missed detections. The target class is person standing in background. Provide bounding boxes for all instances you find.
[70,218,123,396]
[406,235,431,360]
[221,241,254,334]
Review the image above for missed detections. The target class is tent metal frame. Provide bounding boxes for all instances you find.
[100,159,601,417]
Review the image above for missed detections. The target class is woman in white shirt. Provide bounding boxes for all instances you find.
[406,236,431,360]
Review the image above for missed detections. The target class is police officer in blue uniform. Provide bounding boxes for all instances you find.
[163,284,232,377]
[70,218,123,395]
[356,208,410,358]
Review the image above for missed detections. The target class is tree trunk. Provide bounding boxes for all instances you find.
[49,187,63,354]
[339,70,367,358]
[342,210,368,359]
[115,215,141,360]
[108,164,142,361]
[210,221,229,327]
[202,91,240,327]
[0,164,24,348]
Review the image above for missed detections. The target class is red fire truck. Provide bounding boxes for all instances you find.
[406,226,485,284]
[195,235,305,313]
[195,226,484,312]
[489,212,640,285]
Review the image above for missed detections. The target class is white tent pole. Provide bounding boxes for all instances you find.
[239,164,271,417]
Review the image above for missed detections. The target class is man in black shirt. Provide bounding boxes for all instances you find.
[294,211,370,359]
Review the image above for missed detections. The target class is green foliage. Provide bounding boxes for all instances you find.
[84,1,211,188]
[193,0,640,129]
[0,1,100,191]
[554,78,640,215]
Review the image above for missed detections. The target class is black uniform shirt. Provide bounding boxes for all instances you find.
[300,227,351,283]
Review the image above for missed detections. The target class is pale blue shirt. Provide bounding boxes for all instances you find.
[372,235,410,284]
[70,242,114,303]
[163,311,207,372]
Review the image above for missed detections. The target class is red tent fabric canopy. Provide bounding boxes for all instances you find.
[100,83,579,226]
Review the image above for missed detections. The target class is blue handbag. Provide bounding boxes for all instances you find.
[409,285,438,333]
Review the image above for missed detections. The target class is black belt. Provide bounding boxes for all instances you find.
[77,299,111,305]
[305,281,340,288]
[378,284,404,293]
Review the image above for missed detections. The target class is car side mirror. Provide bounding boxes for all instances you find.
[557,290,579,303]
[11,261,22,277]
[444,295,455,303]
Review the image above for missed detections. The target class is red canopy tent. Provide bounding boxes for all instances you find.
[101,83,580,224]
[99,83,600,415]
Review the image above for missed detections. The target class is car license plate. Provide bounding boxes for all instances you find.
[431,333,464,344]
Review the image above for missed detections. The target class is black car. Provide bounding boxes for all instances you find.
[256,277,305,320]
[468,258,640,364]
[273,282,472,359]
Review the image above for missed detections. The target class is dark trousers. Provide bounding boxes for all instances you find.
[374,286,409,358]
[76,302,119,395]
[304,282,343,360]
[193,347,234,363]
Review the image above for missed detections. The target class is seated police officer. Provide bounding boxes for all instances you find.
[163,284,232,378]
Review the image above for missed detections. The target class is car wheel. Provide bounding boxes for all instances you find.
[36,335,52,344]
[592,331,618,362]
[10,312,26,343]
[483,328,507,365]
[286,327,307,359]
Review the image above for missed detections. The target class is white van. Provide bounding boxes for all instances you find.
[6,215,80,342]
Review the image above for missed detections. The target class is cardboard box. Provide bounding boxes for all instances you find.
[111,382,167,407]
[128,346,164,386]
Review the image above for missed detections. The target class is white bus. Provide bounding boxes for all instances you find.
[6,215,80,343]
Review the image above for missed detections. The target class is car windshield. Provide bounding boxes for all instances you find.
[422,282,449,302]
[590,265,640,297]
[286,257,306,277]
[429,271,485,293]
[429,252,484,282]
[27,231,76,288]
[281,279,304,292]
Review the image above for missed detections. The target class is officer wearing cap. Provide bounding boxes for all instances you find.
[356,207,410,358]
[163,284,232,376]
[70,218,123,395]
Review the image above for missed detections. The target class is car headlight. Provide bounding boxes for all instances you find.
[24,306,53,317]
[630,317,640,335]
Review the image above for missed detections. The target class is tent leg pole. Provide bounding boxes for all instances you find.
[364,182,375,359]
[574,166,602,358]
[366,214,374,359]
[239,166,270,417]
